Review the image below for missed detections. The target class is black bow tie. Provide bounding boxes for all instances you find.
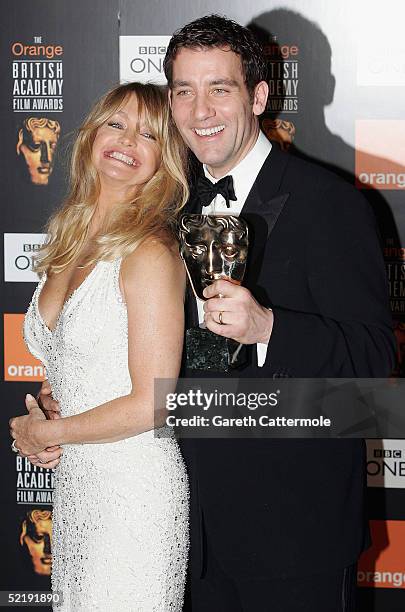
[196,174,237,209]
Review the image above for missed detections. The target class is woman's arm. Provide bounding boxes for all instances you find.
[11,240,185,453]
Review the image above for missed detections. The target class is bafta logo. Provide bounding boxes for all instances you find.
[16,117,61,185]
[20,509,52,575]
[179,214,249,372]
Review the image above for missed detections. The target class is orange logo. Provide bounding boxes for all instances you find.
[355,120,405,190]
[358,520,405,588]
[4,314,45,381]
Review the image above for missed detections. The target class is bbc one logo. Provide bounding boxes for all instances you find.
[119,36,171,85]
[4,233,46,282]
[356,19,405,87]
[366,439,405,488]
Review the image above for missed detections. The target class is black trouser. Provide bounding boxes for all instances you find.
[188,539,357,612]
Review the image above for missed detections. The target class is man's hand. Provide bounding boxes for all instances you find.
[37,379,61,420]
[26,446,63,470]
[10,395,49,456]
[203,280,274,344]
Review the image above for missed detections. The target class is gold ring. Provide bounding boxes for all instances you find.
[218,311,224,325]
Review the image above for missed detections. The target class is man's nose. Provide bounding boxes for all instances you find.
[192,93,215,122]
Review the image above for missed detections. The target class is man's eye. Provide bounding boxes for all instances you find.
[107,121,124,129]
[29,143,41,151]
[213,88,227,94]
[177,90,191,96]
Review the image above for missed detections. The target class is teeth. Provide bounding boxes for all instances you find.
[194,125,225,136]
[108,151,136,165]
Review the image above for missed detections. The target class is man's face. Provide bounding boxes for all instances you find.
[169,47,268,178]
[18,125,59,185]
[20,514,52,575]
[179,214,248,300]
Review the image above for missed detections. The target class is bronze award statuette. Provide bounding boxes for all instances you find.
[178,214,249,372]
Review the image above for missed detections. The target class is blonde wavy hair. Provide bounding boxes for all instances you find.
[36,82,189,275]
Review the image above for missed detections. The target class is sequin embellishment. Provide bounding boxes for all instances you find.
[24,258,189,611]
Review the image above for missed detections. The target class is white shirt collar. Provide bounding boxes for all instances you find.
[202,131,272,212]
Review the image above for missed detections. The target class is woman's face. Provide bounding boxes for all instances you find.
[92,94,162,196]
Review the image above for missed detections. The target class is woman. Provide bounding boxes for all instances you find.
[9,82,190,611]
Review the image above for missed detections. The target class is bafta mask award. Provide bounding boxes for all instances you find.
[179,214,249,372]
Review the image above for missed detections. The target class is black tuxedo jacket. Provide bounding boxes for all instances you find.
[180,143,396,579]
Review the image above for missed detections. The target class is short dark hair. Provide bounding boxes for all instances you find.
[164,14,267,96]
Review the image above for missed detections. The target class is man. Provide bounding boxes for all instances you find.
[163,14,395,611]
[34,14,395,611]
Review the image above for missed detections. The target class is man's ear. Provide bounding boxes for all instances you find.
[252,81,269,116]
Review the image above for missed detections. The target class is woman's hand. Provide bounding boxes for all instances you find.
[9,394,49,456]
[37,379,61,420]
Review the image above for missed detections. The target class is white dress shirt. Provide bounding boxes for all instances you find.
[196,131,272,367]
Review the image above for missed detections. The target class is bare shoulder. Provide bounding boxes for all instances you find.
[121,237,185,298]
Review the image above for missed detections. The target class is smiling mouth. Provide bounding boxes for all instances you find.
[194,125,225,137]
[105,151,139,166]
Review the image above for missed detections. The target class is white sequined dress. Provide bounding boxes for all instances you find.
[24,258,189,611]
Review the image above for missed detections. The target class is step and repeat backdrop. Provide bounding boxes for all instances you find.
[1,1,404,610]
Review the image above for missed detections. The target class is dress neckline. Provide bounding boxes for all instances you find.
[36,261,102,334]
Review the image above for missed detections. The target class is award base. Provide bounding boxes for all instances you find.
[186,326,246,372]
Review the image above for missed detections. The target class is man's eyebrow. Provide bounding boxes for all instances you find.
[172,78,239,88]
[172,80,191,88]
[210,79,239,87]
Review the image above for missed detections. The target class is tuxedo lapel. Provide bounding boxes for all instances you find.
[183,170,204,327]
[241,143,290,293]
[243,142,289,215]
[185,188,202,214]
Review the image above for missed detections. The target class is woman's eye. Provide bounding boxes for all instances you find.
[107,121,123,129]
[141,132,156,140]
